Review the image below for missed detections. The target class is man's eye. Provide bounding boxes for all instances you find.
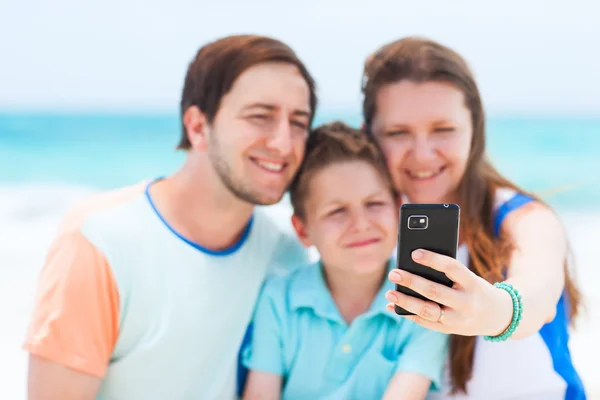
[249,115,269,120]
[291,120,308,130]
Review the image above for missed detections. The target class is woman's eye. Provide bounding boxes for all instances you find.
[434,127,455,133]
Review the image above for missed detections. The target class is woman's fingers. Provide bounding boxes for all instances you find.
[388,269,461,309]
[385,303,454,334]
[411,249,475,290]
[391,305,454,333]
[385,290,444,323]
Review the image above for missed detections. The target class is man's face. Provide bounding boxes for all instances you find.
[203,62,312,205]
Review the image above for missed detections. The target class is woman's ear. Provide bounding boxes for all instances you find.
[291,214,312,248]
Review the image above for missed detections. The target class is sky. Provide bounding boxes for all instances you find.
[1,0,599,115]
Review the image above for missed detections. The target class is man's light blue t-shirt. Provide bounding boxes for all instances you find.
[241,261,449,399]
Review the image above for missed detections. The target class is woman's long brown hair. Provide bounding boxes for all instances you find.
[362,36,583,394]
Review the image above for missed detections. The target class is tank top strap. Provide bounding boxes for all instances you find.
[493,190,535,237]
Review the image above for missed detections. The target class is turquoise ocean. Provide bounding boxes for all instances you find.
[2,111,599,210]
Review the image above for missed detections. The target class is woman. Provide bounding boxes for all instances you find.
[361,37,586,399]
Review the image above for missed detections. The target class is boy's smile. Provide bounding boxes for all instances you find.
[345,237,381,248]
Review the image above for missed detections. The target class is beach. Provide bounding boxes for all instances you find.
[0,184,599,399]
[2,112,599,398]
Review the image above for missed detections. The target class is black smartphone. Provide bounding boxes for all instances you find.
[394,203,460,316]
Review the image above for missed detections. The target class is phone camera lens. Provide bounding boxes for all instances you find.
[408,215,427,230]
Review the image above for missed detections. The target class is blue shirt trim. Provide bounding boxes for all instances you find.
[493,192,534,236]
[144,177,254,256]
[494,192,586,400]
[539,295,587,400]
[237,324,253,395]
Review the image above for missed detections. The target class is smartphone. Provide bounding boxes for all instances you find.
[394,203,460,316]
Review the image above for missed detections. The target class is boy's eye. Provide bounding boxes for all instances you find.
[366,201,389,209]
[327,208,344,216]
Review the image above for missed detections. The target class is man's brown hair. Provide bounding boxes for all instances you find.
[177,34,318,150]
[289,121,395,219]
[362,36,583,394]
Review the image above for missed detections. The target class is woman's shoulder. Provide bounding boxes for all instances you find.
[493,187,538,210]
[493,187,564,241]
[493,186,553,215]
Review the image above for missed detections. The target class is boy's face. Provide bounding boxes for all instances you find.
[292,161,398,275]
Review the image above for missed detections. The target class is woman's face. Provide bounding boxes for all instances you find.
[370,80,473,205]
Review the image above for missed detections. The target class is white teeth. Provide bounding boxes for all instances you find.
[256,160,284,172]
[411,170,438,179]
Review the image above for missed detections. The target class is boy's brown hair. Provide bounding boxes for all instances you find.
[289,121,395,219]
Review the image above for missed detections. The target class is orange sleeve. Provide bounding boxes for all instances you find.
[23,231,120,378]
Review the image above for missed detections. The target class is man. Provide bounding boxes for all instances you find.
[23,34,317,400]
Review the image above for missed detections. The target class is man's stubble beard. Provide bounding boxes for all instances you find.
[207,132,286,206]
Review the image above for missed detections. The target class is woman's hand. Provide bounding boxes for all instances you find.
[384,249,514,337]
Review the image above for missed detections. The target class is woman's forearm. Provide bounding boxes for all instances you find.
[384,204,569,341]
[488,272,563,340]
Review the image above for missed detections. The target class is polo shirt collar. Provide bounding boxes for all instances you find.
[289,259,399,325]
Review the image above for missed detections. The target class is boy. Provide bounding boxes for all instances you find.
[241,121,448,399]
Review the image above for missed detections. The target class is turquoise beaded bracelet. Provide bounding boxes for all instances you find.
[483,282,523,342]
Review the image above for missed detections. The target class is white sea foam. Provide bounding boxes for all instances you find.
[1,184,598,398]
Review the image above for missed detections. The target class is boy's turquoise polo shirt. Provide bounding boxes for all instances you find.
[241,261,449,399]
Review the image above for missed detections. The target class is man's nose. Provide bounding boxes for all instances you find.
[266,119,293,155]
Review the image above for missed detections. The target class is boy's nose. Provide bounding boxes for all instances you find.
[350,209,370,232]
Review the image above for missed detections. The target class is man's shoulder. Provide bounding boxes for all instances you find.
[252,204,294,237]
[58,181,148,236]
[252,205,310,261]
[51,181,153,263]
